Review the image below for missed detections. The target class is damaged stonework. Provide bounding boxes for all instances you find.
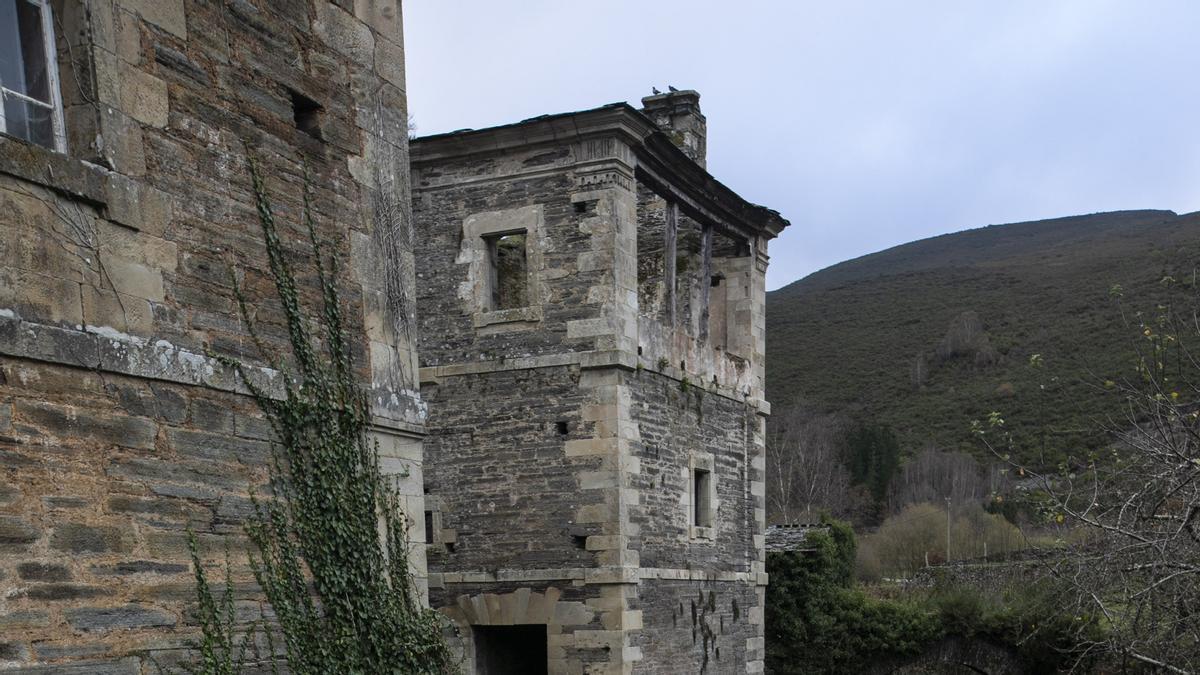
[412,89,788,673]
[0,0,426,669]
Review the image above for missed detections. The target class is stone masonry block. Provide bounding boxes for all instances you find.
[118,64,169,128]
[16,400,157,450]
[375,36,405,89]
[50,523,133,554]
[0,516,39,548]
[103,258,164,303]
[65,604,176,632]
[315,1,375,67]
[99,107,147,175]
[571,629,623,650]
[563,438,617,457]
[585,535,625,551]
[354,0,402,41]
[0,268,84,325]
[81,285,153,335]
[105,170,174,235]
[120,0,187,39]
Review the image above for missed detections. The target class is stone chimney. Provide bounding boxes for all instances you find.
[640,89,707,168]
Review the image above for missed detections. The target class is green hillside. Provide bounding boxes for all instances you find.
[766,209,1200,466]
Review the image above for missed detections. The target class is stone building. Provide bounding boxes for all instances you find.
[0,0,791,671]
[0,0,422,671]
[412,90,789,673]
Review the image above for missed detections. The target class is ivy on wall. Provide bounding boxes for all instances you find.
[183,158,455,674]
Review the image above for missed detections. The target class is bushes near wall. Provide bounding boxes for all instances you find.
[765,518,1104,674]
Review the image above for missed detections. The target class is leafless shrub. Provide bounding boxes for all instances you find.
[766,404,852,524]
[976,276,1200,673]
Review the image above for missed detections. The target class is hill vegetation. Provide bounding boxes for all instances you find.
[766,209,1200,469]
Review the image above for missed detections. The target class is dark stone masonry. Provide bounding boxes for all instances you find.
[1,1,788,672]
[412,91,787,672]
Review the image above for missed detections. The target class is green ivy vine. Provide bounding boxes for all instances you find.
[184,157,456,674]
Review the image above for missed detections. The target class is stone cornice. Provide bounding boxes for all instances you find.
[0,312,425,436]
[410,104,791,242]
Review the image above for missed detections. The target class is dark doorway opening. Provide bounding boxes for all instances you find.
[474,624,547,675]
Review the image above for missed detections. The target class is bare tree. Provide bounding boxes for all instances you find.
[976,278,1200,673]
[766,405,851,524]
[888,447,995,515]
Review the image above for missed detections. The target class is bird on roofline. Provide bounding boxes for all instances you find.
[652,87,662,95]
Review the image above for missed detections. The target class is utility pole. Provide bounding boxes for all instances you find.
[945,497,951,562]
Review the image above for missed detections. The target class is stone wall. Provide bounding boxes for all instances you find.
[0,0,421,670]
[422,365,600,573]
[632,580,761,674]
[412,143,615,366]
[628,372,758,572]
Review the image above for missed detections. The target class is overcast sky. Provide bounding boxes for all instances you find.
[404,1,1200,290]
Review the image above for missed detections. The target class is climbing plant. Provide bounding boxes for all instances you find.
[185,157,455,674]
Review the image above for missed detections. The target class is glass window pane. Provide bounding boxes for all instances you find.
[0,0,51,103]
[0,1,21,88]
[3,93,54,147]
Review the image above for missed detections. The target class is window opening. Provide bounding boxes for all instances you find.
[474,624,547,675]
[423,510,435,544]
[693,468,712,527]
[485,231,528,310]
[0,0,66,151]
[290,89,323,139]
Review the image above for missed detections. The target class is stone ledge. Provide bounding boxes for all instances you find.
[0,136,109,205]
[0,312,424,432]
[420,348,767,405]
[429,565,764,587]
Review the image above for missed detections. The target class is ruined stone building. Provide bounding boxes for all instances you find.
[0,0,788,673]
[411,90,788,673]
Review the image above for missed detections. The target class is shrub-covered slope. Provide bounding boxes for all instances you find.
[766,209,1200,464]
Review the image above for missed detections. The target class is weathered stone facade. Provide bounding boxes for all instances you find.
[2,1,790,671]
[413,91,788,673]
[0,0,421,671]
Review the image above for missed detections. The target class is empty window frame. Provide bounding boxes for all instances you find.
[0,0,65,151]
[484,230,529,310]
[693,467,713,528]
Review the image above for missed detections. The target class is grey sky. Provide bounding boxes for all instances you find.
[404,1,1200,290]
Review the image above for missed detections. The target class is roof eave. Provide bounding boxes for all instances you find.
[410,104,791,240]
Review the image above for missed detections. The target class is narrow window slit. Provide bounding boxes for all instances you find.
[289,89,323,139]
[693,468,712,527]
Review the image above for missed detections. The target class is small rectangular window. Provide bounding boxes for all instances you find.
[0,0,65,151]
[423,510,435,544]
[484,230,528,310]
[693,468,712,527]
[289,89,323,139]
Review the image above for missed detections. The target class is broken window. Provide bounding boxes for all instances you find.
[0,0,64,151]
[693,467,712,528]
[706,228,749,350]
[636,185,671,320]
[485,231,528,310]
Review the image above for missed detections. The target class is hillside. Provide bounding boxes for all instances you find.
[766,209,1200,465]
